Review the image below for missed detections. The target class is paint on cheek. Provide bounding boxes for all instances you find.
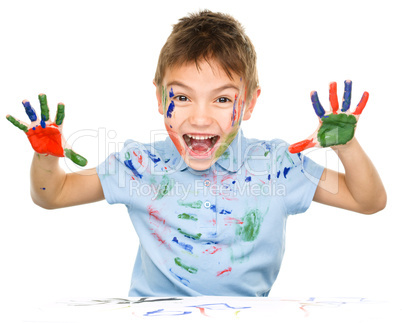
[166,87,175,118]
[317,113,357,147]
[231,94,238,126]
[214,128,238,159]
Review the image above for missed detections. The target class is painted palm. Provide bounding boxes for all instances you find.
[288,80,369,153]
[6,94,87,166]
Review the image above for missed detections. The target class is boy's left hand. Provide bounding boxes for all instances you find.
[288,80,369,154]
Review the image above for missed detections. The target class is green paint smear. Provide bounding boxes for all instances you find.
[125,151,130,160]
[215,128,238,159]
[178,228,202,240]
[55,103,65,125]
[64,148,88,167]
[178,213,198,221]
[38,94,50,121]
[155,175,174,199]
[161,86,168,116]
[236,209,263,242]
[177,200,202,209]
[174,257,198,274]
[6,115,28,132]
[317,113,357,147]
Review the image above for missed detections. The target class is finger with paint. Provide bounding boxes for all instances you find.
[288,80,369,154]
[6,94,87,167]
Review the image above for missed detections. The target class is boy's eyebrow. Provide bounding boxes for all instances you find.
[166,81,240,93]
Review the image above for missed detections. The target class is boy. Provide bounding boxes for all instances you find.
[6,10,386,297]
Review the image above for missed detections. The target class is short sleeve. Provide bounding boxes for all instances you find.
[273,140,324,215]
[96,139,149,206]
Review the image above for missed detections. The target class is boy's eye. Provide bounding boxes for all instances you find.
[216,97,231,103]
[175,95,189,102]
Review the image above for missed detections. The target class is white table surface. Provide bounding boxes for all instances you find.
[20,296,402,323]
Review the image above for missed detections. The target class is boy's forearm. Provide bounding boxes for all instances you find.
[333,138,387,213]
[30,153,67,209]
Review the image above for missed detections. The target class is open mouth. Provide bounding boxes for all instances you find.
[183,134,220,156]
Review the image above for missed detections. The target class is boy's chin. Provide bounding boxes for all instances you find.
[184,155,217,171]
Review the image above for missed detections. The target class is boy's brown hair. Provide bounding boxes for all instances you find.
[154,10,259,103]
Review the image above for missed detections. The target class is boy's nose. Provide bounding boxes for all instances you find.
[188,105,213,127]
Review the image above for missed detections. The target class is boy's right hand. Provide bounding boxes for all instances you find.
[6,94,87,166]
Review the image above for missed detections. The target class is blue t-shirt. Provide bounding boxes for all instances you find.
[96,130,324,297]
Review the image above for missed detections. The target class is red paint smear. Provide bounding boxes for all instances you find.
[220,174,233,184]
[224,216,243,224]
[329,82,339,114]
[217,267,232,277]
[132,151,143,166]
[353,91,369,115]
[151,231,166,245]
[197,307,208,317]
[147,205,165,224]
[203,246,222,254]
[26,123,64,157]
[288,138,315,154]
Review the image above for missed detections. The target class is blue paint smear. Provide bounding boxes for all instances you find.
[172,237,193,253]
[166,101,175,118]
[283,167,291,179]
[311,91,325,118]
[188,303,251,310]
[145,309,192,316]
[342,80,352,112]
[169,268,190,286]
[40,187,46,190]
[231,96,238,126]
[124,160,143,178]
[268,174,271,181]
[169,87,174,98]
[245,176,251,182]
[232,180,236,184]
[210,204,216,212]
[145,150,161,164]
[40,119,46,129]
[276,170,281,178]
[219,209,232,215]
[164,158,170,163]
[22,101,37,121]
[297,152,302,160]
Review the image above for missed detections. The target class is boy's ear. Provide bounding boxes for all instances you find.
[243,87,261,121]
[153,80,164,115]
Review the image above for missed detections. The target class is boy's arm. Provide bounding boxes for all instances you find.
[288,80,386,214]
[31,153,104,209]
[8,94,104,209]
[313,138,386,214]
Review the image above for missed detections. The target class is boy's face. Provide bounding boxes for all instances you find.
[155,59,260,171]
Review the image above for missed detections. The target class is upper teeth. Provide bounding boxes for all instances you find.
[187,134,215,140]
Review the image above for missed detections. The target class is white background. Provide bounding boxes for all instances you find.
[0,0,401,317]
